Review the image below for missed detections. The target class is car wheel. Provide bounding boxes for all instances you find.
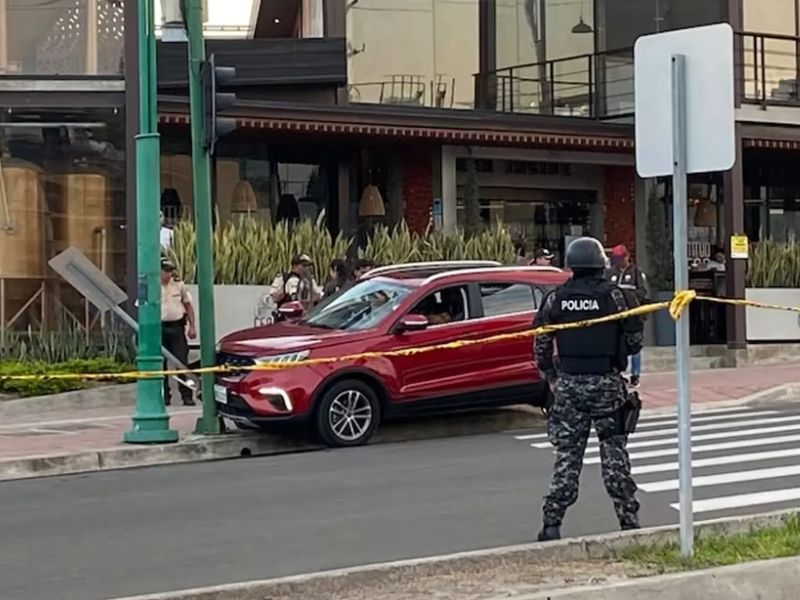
[315,379,381,448]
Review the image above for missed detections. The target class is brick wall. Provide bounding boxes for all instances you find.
[402,150,434,235]
[603,166,636,259]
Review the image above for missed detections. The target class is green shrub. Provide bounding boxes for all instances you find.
[173,215,517,285]
[0,358,133,398]
[747,239,800,288]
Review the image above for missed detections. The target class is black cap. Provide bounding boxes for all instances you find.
[160,257,176,271]
[535,248,554,260]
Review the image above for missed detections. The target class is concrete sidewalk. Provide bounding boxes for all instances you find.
[0,363,797,481]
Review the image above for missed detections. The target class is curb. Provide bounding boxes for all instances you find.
[511,556,800,599]
[102,508,799,600]
[0,406,542,482]
[0,384,135,419]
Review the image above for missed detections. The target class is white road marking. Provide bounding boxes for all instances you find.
[579,422,800,453]
[530,415,800,449]
[640,464,800,492]
[632,447,800,475]
[672,487,800,513]
[513,409,779,441]
[583,432,800,464]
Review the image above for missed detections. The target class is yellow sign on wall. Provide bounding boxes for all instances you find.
[730,235,749,259]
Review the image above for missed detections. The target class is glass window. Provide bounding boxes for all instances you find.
[410,285,470,325]
[742,1,799,102]
[0,106,127,331]
[301,278,413,331]
[347,0,479,109]
[3,0,125,76]
[480,283,535,317]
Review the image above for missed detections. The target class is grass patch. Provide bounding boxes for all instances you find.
[623,516,800,572]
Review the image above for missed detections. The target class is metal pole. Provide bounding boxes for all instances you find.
[0,0,8,72]
[671,53,693,557]
[86,0,99,75]
[185,0,221,435]
[124,0,177,444]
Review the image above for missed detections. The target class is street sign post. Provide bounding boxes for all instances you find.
[635,23,735,557]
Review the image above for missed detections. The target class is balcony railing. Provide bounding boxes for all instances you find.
[740,31,800,107]
[475,47,634,119]
[476,31,800,119]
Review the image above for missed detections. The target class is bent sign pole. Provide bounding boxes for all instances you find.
[635,23,735,558]
[670,53,693,557]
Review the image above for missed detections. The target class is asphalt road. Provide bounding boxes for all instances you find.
[3,405,800,600]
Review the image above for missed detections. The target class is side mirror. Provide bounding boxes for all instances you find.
[397,314,429,333]
[279,301,304,319]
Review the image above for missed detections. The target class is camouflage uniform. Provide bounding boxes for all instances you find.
[534,289,643,530]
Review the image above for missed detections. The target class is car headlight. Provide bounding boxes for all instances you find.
[254,350,310,366]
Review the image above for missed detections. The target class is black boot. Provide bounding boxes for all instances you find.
[537,525,561,542]
[621,522,641,531]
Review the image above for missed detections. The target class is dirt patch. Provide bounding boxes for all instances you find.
[254,560,658,600]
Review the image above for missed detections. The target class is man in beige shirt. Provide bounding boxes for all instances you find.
[161,258,197,406]
[270,253,323,315]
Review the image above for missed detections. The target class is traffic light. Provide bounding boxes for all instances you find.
[202,54,237,155]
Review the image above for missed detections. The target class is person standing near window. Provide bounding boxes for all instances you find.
[606,245,648,387]
[160,258,196,406]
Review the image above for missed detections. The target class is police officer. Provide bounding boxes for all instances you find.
[533,236,644,541]
[160,258,196,406]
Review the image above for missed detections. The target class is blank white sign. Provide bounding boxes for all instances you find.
[634,23,735,178]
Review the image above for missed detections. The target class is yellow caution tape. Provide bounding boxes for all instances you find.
[0,291,796,382]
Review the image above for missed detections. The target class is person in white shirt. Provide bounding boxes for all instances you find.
[160,211,174,249]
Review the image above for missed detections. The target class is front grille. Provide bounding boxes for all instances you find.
[216,352,255,368]
[216,352,256,382]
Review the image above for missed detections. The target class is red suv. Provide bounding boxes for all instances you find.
[214,262,569,447]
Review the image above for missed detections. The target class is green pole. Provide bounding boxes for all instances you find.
[185,0,222,435]
[124,0,178,443]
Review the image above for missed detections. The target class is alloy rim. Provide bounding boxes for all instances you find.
[328,390,373,441]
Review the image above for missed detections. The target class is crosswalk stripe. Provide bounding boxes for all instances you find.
[583,432,800,465]
[632,447,800,475]
[514,409,779,441]
[671,487,800,513]
[579,422,800,453]
[636,410,778,430]
[640,464,800,492]
[640,406,757,419]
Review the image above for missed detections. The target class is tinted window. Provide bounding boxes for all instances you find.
[411,286,470,326]
[480,283,535,317]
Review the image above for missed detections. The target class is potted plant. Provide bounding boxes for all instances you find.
[645,188,676,346]
[745,239,800,341]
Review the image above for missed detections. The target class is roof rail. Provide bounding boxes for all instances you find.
[363,260,501,279]
[423,265,565,285]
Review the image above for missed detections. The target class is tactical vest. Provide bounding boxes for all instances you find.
[549,277,626,375]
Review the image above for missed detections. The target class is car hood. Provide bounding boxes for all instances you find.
[219,321,376,357]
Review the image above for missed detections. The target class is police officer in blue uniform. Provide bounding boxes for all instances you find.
[533,236,644,541]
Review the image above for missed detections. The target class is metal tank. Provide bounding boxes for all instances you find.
[0,162,46,278]
[49,172,113,275]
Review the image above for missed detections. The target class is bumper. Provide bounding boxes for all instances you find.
[214,365,321,424]
[216,392,308,427]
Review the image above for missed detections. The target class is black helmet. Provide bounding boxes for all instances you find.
[565,237,607,270]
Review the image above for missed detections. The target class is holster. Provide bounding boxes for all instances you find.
[617,390,642,435]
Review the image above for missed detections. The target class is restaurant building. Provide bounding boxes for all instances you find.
[3,0,800,347]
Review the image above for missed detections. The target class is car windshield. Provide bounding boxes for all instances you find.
[300,279,413,331]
